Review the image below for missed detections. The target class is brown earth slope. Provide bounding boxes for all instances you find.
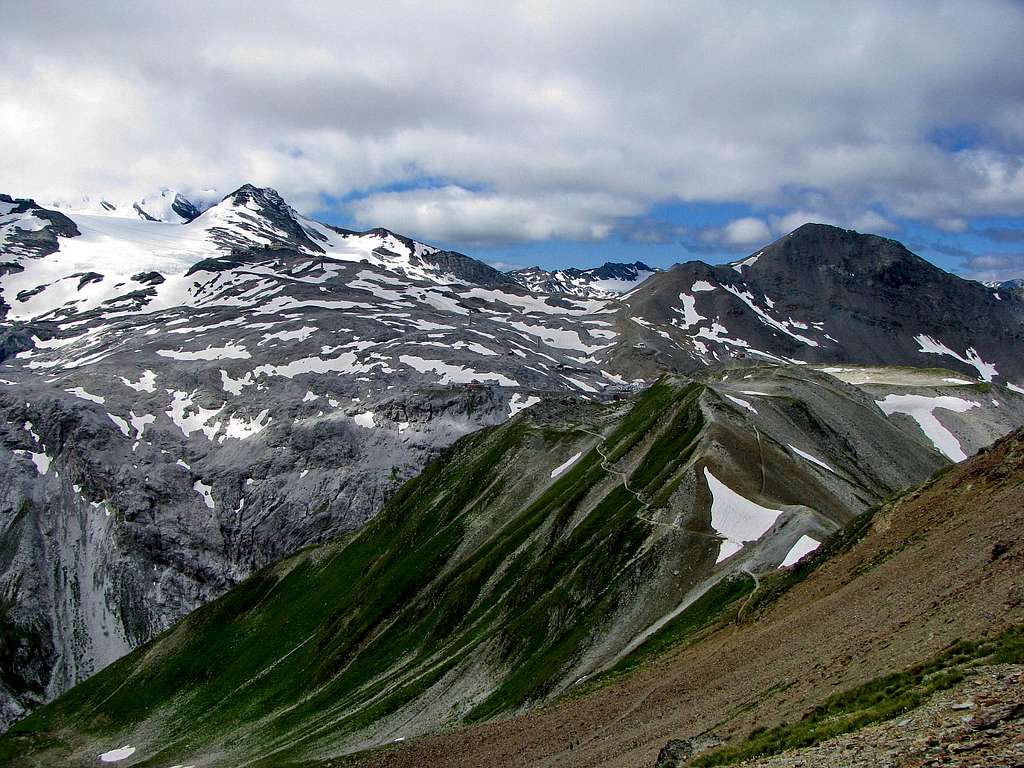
[350,428,1024,768]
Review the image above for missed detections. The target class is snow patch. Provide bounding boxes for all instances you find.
[399,355,518,387]
[675,293,705,329]
[913,335,997,382]
[787,444,835,473]
[780,535,820,567]
[157,344,251,361]
[98,745,136,762]
[508,392,541,417]
[120,370,156,393]
[193,480,215,510]
[353,411,376,429]
[108,414,131,437]
[550,451,582,479]
[731,252,761,272]
[725,394,757,414]
[876,393,979,461]
[66,387,105,404]
[222,409,271,441]
[703,468,782,564]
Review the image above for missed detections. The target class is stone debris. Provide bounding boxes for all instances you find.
[729,664,1024,767]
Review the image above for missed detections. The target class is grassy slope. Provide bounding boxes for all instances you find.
[334,428,1024,768]
[0,379,714,767]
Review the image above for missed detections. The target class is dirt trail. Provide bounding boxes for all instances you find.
[576,426,687,532]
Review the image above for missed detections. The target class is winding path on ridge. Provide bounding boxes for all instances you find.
[575,426,680,531]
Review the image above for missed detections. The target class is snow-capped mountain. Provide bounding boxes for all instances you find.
[508,260,658,298]
[3,188,1024,732]
[982,277,1024,302]
[0,185,633,727]
[45,188,217,224]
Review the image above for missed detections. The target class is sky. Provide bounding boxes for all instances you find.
[2,1,1024,281]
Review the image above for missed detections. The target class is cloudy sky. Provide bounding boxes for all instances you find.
[3,1,1024,279]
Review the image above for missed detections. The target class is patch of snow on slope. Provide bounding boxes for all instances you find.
[780,535,820,567]
[167,390,224,440]
[156,344,251,361]
[23,451,51,475]
[690,280,716,292]
[353,411,376,429]
[461,287,610,316]
[876,393,979,461]
[508,393,541,416]
[787,444,835,473]
[120,370,156,393]
[504,320,610,353]
[220,369,254,394]
[675,292,705,329]
[725,394,757,414]
[703,467,782,564]
[398,355,518,386]
[563,375,598,393]
[914,334,997,382]
[550,451,582,478]
[731,252,761,272]
[721,284,819,346]
[251,350,375,379]
[222,409,271,440]
[259,326,317,345]
[193,480,215,510]
[66,387,105,404]
[98,745,136,763]
[108,414,131,437]
[129,411,155,438]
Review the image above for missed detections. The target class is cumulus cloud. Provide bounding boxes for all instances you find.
[350,186,643,245]
[719,217,772,246]
[1,1,1023,246]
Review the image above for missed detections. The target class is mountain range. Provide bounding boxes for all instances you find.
[1,184,1024,758]
[507,261,659,298]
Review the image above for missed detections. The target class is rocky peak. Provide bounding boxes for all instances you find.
[743,223,922,275]
[196,184,323,253]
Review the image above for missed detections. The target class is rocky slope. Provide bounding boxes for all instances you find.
[611,224,1024,386]
[2,369,1022,766]
[508,261,659,299]
[705,664,1024,768]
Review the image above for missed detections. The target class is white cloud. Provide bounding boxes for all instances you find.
[850,211,899,233]
[1,1,1023,245]
[720,217,772,245]
[770,210,840,234]
[350,186,642,245]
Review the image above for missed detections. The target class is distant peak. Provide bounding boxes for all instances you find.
[223,184,286,206]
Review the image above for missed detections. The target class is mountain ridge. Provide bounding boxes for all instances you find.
[508,260,658,298]
[2,368,1022,765]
